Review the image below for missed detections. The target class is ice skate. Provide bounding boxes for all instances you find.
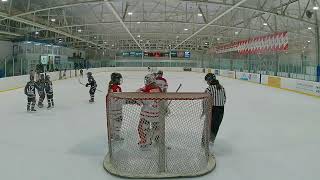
[139,143,152,151]
[38,103,44,108]
[111,135,124,142]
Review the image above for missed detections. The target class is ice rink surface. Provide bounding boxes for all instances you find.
[0,71,319,180]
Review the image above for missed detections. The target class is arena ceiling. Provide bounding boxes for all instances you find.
[0,0,319,52]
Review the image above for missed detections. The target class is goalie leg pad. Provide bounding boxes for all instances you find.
[151,122,161,143]
[111,114,123,140]
[138,118,151,145]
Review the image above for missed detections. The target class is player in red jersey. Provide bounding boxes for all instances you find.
[108,73,123,141]
[136,74,162,149]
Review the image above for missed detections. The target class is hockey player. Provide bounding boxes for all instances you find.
[24,75,37,112]
[108,73,124,141]
[36,74,46,108]
[80,69,84,78]
[155,70,168,93]
[45,75,54,109]
[136,74,162,149]
[86,72,97,103]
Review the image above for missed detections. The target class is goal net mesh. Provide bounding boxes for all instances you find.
[104,92,215,178]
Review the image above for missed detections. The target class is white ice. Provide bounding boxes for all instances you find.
[0,71,319,180]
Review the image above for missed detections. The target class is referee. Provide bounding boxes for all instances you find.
[204,73,226,144]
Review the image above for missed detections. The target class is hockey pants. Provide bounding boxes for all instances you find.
[27,97,36,110]
[89,88,96,101]
[138,118,160,145]
[47,94,54,107]
[38,92,45,106]
[111,113,123,139]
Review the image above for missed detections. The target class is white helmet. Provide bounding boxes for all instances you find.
[144,74,156,85]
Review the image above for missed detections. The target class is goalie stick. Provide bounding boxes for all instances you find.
[78,78,104,93]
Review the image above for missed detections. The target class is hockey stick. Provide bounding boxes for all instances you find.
[78,78,104,93]
[167,83,182,106]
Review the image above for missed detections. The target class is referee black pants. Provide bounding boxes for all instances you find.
[211,106,224,141]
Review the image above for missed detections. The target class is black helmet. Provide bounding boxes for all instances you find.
[157,70,163,76]
[30,75,35,81]
[40,74,45,80]
[87,72,92,77]
[45,74,50,80]
[205,73,216,83]
[111,72,123,85]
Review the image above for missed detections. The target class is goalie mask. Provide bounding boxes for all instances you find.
[111,72,123,85]
[144,74,156,85]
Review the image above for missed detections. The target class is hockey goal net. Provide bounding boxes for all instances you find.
[104,92,215,178]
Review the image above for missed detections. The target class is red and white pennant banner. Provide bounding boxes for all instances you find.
[214,32,288,55]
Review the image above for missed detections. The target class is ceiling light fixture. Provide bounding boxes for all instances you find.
[128,12,133,16]
[137,21,141,24]
[35,31,39,35]
[184,28,188,31]
[308,27,312,30]
[78,29,82,33]
[263,23,268,26]
[51,18,56,22]
[313,6,319,10]
[235,31,239,35]
[197,13,203,17]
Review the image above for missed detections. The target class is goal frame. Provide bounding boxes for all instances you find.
[104,92,216,178]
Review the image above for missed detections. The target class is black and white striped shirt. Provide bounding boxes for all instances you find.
[205,85,226,106]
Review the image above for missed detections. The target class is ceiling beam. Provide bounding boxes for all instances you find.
[174,0,249,49]
[55,20,312,38]
[0,0,105,22]
[0,30,22,37]
[0,11,102,47]
[182,0,311,24]
[106,1,142,50]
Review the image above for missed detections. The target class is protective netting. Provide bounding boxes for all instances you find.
[104,93,215,178]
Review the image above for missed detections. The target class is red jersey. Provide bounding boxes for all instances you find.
[139,84,162,93]
[109,84,122,93]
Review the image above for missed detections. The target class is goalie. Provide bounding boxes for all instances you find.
[136,74,162,149]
